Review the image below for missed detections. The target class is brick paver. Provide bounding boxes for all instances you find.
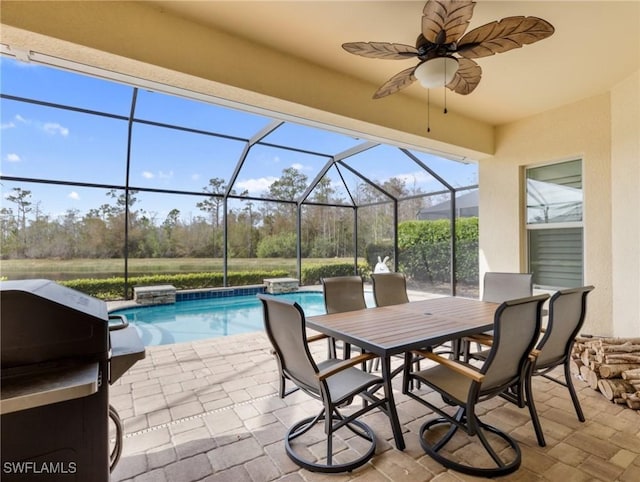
[110,328,640,481]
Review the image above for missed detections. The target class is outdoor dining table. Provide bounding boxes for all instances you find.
[306,296,498,451]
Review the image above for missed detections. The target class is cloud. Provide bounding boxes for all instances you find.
[191,173,201,181]
[158,170,174,179]
[9,115,69,137]
[1,121,16,130]
[291,162,313,172]
[142,171,154,179]
[236,176,278,195]
[392,170,435,186]
[68,191,80,200]
[43,122,69,137]
[5,153,21,163]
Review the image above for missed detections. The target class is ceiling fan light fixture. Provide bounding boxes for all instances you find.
[414,56,459,88]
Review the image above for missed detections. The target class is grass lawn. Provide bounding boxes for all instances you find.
[0,257,358,280]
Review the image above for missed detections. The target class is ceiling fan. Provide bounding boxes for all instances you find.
[342,0,555,100]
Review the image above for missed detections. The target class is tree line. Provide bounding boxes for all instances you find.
[1,167,430,261]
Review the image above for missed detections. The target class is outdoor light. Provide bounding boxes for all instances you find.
[414,56,459,89]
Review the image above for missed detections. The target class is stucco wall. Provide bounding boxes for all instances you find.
[479,93,614,335]
[611,71,640,336]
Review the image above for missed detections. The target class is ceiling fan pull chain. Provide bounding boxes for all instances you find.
[426,89,431,133]
[443,62,448,115]
[444,87,448,115]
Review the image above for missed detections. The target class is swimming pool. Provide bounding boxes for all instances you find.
[112,291,375,346]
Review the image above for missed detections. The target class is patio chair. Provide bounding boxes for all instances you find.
[403,293,549,477]
[371,272,409,307]
[482,272,534,303]
[257,293,392,473]
[370,272,422,376]
[469,285,595,446]
[460,272,533,359]
[322,275,367,314]
[321,276,367,358]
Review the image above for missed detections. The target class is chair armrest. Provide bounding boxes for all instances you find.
[307,333,329,343]
[412,350,484,383]
[317,353,378,381]
[466,333,494,346]
[529,348,541,361]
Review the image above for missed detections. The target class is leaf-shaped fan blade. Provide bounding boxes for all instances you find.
[446,58,481,95]
[342,42,418,60]
[422,0,475,45]
[456,16,555,59]
[373,66,417,99]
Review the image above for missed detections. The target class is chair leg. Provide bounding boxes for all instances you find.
[278,373,286,398]
[418,407,522,477]
[451,339,462,360]
[327,337,337,358]
[524,369,546,447]
[284,408,376,473]
[564,359,585,422]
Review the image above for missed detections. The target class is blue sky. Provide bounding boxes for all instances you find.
[0,56,477,222]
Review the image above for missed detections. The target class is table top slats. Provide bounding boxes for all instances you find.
[307,297,498,356]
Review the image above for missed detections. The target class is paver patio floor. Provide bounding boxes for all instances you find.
[109,328,640,482]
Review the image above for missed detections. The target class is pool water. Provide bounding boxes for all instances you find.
[112,291,375,346]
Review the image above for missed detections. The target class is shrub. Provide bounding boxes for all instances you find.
[61,270,289,300]
[301,262,369,285]
[256,233,297,258]
[398,217,478,284]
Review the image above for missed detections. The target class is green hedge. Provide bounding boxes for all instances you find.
[398,217,478,284]
[61,270,289,300]
[364,243,394,270]
[301,262,369,285]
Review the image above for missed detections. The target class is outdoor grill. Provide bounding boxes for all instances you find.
[0,279,145,481]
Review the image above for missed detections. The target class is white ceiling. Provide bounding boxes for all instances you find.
[152,1,640,126]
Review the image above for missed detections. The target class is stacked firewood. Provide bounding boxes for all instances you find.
[570,336,640,410]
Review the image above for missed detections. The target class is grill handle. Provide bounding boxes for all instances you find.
[108,314,129,331]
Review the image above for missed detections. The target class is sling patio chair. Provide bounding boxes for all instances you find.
[321,275,368,358]
[403,293,549,477]
[371,272,410,307]
[467,285,595,447]
[370,272,423,377]
[460,272,534,360]
[258,293,393,473]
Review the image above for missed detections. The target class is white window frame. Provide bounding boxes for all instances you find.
[525,159,584,289]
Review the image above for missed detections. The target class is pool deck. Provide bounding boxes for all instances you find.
[108,290,640,482]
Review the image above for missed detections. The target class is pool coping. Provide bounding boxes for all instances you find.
[107,284,325,312]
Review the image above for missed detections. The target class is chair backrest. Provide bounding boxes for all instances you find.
[257,294,320,395]
[536,285,594,368]
[480,294,549,393]
[321,276,367,314]
[482,272,533,303]
[371,272,409,307]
